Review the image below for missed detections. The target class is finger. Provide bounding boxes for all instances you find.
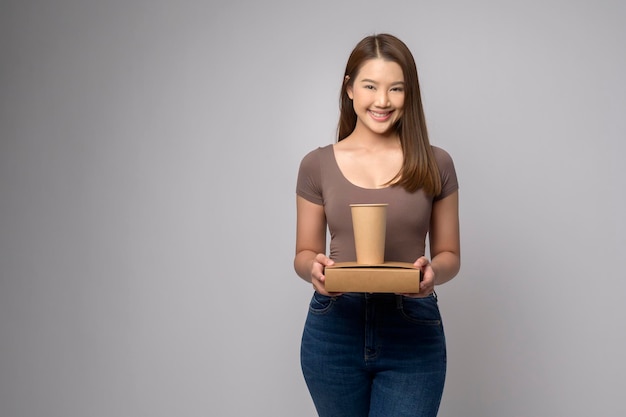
[419,276,435,292]
[311,269,325,284]
[315,253,335,266]
[312,279,334,296]
[312,276,323,290]
[420,273,434,289]
[413,256,428,268]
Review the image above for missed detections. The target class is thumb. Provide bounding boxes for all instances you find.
[316,253,335,267]
[414,256,428,268]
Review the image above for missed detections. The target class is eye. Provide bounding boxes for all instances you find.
[391,87,404,92]
[364,85,376,90]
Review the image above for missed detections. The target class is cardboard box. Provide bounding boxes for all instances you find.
[324,262,421,293]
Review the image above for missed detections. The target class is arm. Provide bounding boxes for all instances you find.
[294,196,336,295]
[411,190,461,295]
[429,190,461,285]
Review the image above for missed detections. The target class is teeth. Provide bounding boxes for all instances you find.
[371,111,389,117]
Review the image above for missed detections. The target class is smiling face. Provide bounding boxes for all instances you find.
[347,58,405,137]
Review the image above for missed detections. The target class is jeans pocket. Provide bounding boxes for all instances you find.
[308,292,336,315]
[399,295,442,325]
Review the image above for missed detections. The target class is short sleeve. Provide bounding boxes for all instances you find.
[296,148,324,205]
[432,146,459,201]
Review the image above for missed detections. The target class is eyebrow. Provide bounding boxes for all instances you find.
[360,78,405,86]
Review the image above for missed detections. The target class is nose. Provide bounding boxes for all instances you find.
[376,90,390,107]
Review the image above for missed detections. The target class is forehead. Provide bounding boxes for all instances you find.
[355,58,404,82]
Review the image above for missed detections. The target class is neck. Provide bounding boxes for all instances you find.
[344,125,400,149]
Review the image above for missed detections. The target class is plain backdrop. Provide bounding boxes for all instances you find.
[1,1,625,416]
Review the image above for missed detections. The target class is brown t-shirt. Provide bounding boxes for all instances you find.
[296,144,458,263]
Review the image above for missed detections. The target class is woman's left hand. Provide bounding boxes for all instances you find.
[400,256,435,298]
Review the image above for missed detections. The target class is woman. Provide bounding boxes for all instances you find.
[294,33,460,417]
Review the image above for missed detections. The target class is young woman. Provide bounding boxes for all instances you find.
[294,33,460,417]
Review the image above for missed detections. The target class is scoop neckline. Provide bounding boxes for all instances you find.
[329,144,392,191]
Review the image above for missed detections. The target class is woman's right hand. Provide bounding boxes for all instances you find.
[311,253,341,296]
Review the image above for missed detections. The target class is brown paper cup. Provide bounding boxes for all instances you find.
[350,203,388,265]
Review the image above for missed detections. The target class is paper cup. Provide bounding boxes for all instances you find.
[350,203,388,265]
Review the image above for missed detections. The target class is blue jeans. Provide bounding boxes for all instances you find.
[301,292,446,417]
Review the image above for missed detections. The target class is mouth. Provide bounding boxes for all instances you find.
[368,110,393,121]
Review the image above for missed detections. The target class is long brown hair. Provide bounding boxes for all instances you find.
[338,33,441,195]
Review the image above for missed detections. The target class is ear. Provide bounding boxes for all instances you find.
[345,75,354,100]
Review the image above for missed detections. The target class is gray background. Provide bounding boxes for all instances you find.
[1,0,625,416]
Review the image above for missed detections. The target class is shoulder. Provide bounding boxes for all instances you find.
[297,145,334,204]
[431,145,458,199]
[431,145,456,172]
[299,144,333,168]
[431,145,454,165]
